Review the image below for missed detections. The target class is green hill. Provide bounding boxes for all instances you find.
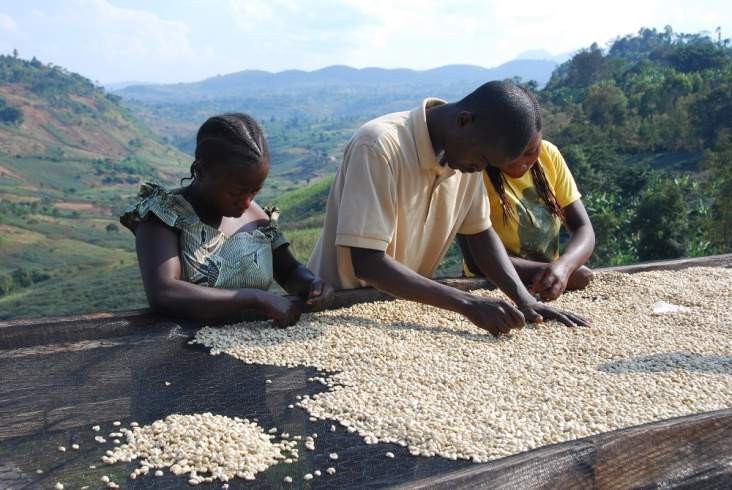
[0,55,190,319]
[537,27,732,264]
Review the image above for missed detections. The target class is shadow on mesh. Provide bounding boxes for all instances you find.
[598,352,732,375]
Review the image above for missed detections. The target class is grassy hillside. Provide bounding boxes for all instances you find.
[0,55,190,319]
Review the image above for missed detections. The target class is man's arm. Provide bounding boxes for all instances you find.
[350,247,525,336]
[462,228,540,307]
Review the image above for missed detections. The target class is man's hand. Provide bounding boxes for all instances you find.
[518,301,591,328]
[305,277,335,311]
[459,295,526,337]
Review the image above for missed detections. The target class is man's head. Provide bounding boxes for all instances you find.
[440,80,543,173]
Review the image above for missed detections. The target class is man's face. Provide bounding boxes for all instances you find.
[440,111,512,173]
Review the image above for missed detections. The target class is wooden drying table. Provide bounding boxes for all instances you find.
[1,254,731,489]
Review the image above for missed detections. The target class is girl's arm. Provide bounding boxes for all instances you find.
[272,245,334,311]
[532,199,595,298]
[135,217,299,325]
[556,199,595,272]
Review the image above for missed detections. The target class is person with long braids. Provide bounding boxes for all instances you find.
[120,113,334,325]
[458,86,595,301]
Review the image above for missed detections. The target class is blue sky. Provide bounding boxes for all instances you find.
[0,0,729,84]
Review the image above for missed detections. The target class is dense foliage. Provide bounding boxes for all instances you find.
[537,26,732,264]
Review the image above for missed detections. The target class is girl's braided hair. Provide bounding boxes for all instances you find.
[485,85,564,225]
[182,113,269,184]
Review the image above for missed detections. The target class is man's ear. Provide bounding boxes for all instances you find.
[456,110,474,128]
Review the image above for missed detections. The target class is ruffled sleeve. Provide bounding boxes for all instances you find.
[260,206,289,250]
[119,182,197,234]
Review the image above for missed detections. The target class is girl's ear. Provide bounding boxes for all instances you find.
[194,161,210,184]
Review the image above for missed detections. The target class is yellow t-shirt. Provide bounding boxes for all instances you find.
[308,98,492,289]
[484,140,581,263]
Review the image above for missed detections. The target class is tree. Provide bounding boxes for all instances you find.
[0,273,13,295]
[702,132,732,251]
[633,180,689,260]
[667,38,728,72]
[583,81,628,126]
[12,268,33,288]
[561,144,603,195]
[565,43,609,88]
[691,81,732,145]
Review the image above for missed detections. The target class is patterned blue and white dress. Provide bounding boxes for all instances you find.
[120,182,288,290]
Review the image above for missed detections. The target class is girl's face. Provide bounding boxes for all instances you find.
[500,132,542,179]
[198,160,270,217]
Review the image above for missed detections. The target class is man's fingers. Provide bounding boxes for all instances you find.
[523,308,544,324]
[567,312,591,327]
[494,315,513,334]
[554,313,577,328]
[305,284,322,305]
[499,301,525,327]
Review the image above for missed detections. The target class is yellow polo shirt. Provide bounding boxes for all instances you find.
[308,98,492,289]
[485,140,581,262]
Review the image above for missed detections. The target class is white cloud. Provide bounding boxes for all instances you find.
[19,0,204,82]
[0,12,17,32]
[3,0,730,83]
[324,0,731,69]
[224,0,372,71]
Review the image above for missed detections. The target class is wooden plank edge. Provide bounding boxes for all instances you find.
[1,253,730,350]
[391,408,732,490]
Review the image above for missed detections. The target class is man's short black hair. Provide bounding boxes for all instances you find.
[457,80,542,161]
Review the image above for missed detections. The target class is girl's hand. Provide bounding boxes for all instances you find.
[567,265,594,290]
[531,262,571,301]
[306,277,335,311]
[258,292,302,328]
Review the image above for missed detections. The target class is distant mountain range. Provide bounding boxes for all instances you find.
[514,49,575,63]
[115,59,560,104]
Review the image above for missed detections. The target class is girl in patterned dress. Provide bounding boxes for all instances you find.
[121,113,334,326]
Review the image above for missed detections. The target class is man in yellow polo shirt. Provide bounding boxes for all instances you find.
[309,81,589,336]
